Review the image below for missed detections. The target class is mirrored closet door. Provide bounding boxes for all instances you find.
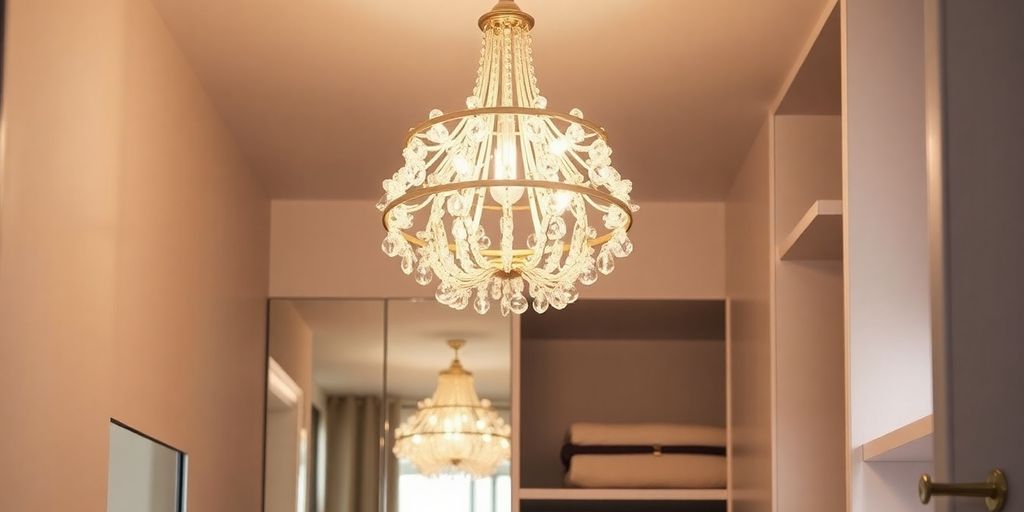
[264,299,386,512]
[263,299,512,512]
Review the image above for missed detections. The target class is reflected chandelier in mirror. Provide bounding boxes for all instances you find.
[393,339,511,478]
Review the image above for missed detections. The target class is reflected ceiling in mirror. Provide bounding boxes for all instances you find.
[386,299,512,402]
[289,300,386,396]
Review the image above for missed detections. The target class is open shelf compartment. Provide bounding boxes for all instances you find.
[515,300,729,509]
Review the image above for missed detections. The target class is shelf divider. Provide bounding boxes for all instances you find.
[518,488,728,501]
[862,415,934,462]
[778,199,843,260]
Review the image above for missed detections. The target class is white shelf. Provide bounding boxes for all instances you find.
[519,488,728,501]
[779,199,843,260]
[862,415,933,462]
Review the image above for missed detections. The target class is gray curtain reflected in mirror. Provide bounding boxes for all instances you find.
[263,299,512,512]
[106,421,186,512]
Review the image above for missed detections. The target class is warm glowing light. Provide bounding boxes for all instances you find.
[378,0,638,315]
[548,136,570,155]
[393,340,511,478]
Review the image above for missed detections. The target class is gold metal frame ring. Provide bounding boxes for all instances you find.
[381,179,633,259]
[405,107,608,145]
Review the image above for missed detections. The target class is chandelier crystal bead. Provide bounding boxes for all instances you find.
[378,0,637,315]
[392,340,511,478]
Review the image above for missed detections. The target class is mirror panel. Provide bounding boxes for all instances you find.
[264,298,512,512]
[107,421,186,512]
[385,299,513,512]
[265,299,386,512]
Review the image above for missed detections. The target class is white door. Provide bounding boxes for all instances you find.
[924,1,1023,511]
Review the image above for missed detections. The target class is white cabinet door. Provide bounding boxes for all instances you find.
[925,1,1024,511]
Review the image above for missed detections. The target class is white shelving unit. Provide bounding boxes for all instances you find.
[513,300,729,512]
[862,415,933,462]
[778,199,843,260]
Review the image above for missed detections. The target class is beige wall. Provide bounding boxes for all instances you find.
[270,199,725,299]
[725,119,773,512]
[0,0,269,510]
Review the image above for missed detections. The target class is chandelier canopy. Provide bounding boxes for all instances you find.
[393,339,511,478]
[378,0,637,316]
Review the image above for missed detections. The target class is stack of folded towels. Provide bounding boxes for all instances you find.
[561,423,727,489]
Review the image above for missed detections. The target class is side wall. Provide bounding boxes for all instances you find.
[270,200,726,299]
[844,0,933,509]
[725,120,773,512]
[0,0,270,510]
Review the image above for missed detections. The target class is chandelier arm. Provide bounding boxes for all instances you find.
[486,37,500,106]
[513,26,532,108]
[583,193,615,214]
[524,160,545,236]
[471,26,489,102]
[523,29,542,99]
[466,194,492,270]
[476,28,495,106]
[422,145,454,182]
[419,116,468,154]
[468,119,490,183]
[384,180,631,224]
[525,188,544,265]
[406,108,607,146]
[383,180,632,251]
[395,431,510,441]
[501,28,513,107]
[564,144,591,173]
[469,194,487,259]
[405,195,433,213]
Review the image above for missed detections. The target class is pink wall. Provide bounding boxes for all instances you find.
[270,200,725,299]
[0,0,269,510]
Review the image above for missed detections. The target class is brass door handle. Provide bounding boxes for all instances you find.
[919,469,1008,511]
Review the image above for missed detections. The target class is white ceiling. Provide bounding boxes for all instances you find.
[288,299,511,401]
[152,0,833,201]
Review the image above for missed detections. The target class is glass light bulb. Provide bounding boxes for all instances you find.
[549,136,570,155]
[453,154,473,178]
[547,191,573,215]
[488,116,524,205]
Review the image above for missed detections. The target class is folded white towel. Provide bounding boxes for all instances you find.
[565,454,727,489]
[567,423,726,447]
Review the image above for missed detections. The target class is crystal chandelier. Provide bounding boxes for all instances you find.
[378,0,637,316]
[393,339,511,478]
